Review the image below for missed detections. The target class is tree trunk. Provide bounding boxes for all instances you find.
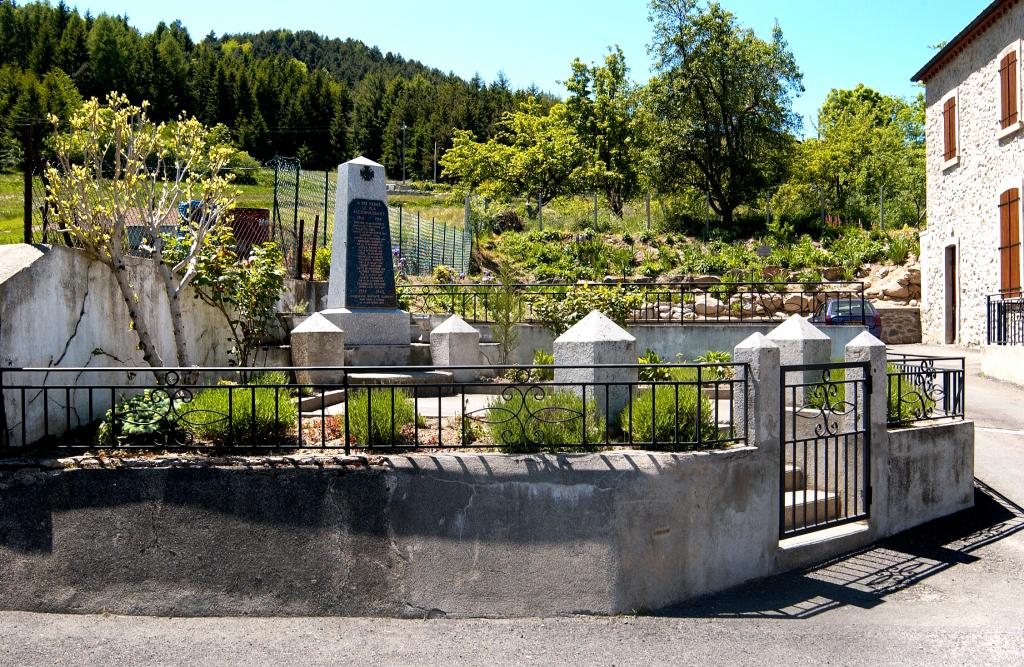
[156,261,192,368]
[108,254,165,369]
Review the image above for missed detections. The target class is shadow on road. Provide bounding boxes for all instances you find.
[657,480,1024,619]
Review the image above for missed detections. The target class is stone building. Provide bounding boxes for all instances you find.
[912,0,1024,348]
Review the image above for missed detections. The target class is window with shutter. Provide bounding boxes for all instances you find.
[1000,51,1018,129]
[943,96,957,161]
[999,188,1021,297]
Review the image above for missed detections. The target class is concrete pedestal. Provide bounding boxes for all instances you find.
[290,313,345,385]
[320,307,411,366]
[430,315,482,382]
[553,310,637,426]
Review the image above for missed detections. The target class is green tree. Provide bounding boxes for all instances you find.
[565,46,647,217]
[45,93,237,369]
[441,99,588,209]
[777,85,925,228]
[649,0,803,228]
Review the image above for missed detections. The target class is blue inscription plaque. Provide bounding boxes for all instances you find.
[345,198,397,308]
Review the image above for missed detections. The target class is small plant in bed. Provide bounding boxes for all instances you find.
[346,387,420,447]
[486,388,606,454]
[620,385,720,451]
[177,371,296,447]
[95,389,181,447]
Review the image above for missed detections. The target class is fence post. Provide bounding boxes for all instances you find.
[272,158,280,241]
[293,161,301,243]
[324,169,330,246]
[22,124,32,244]
[296,219,305,277]
[845,332,889,538]
[309,216,319,281]
[398,204,403,256]
[732,332,780,552]
[431,216,436,272]
[416,212,422,274]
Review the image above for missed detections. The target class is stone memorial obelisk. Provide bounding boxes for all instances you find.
[321,156,410,365]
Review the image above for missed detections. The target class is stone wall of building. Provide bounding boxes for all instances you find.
[876,306,922,344]
[921,2,1024,346]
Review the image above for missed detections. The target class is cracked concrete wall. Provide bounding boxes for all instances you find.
[0,449,774,618]
[0,245,233,446]
[886,421,975,536]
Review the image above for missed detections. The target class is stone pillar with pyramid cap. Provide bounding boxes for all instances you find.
[553,310,637,427]
[319,156,410,365]
[766,314,832,404]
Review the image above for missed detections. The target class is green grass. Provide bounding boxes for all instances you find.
[177,371,296,446]
[0,172,33,244]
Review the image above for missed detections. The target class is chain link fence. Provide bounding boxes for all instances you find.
[24,156,471,279]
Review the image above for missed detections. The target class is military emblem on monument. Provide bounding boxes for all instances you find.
[360,165,375,181]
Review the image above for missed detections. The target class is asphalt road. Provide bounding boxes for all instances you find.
[2,344,1023,666]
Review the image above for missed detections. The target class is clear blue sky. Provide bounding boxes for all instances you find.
[77,0,988,135]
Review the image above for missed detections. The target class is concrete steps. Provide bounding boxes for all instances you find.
[783,464,804,492]
[783,488,842,531]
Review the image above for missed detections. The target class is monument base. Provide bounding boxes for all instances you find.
[320,308,411,346]
[344,344,411,366]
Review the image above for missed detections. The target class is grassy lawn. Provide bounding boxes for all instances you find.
[0,172,29,245]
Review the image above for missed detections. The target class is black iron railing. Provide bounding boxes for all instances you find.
[987,293,1024,345]
[886,353,965,426]
[398,281,865,325]
[780,361,871,538]
[0,364,747,455]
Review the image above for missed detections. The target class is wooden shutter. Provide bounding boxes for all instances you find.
[1000,51,1018,128]
[943,97,957,161]
[999,188,1021,296]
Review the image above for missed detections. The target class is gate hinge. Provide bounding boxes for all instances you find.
[865,374,874,395]
[866,485,873,508]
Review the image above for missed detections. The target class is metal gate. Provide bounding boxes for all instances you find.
[780,362,872,538]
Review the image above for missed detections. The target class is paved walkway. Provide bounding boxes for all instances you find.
[2,344,1023,665]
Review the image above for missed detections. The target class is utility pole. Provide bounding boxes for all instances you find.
[879,184,885,230]
[399,122,407,184]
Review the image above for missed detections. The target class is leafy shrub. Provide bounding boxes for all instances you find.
[531,349,554,381]
[887,365,936,423]
[95,389,178,446]
[178,371,296,446]
[346,387,419,447]
[620,385,719,450]
[886,233,918,265]
[487,388,605,453]
[225,149,261,184]
[432,264,457,283]
[531,284,641,335]
[638,349,672,382]
[488,209,524,234]
[314,245,332,281]
[695,350,734,380]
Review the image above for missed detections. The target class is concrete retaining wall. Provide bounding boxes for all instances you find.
[0,449,774,618]
[980,345,1024,386]
[0,411,975,618]
[0,245,235,446]
[411,315,864,365]
[886,421,975,535]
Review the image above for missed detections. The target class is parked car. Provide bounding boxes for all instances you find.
[810,298,882,338]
